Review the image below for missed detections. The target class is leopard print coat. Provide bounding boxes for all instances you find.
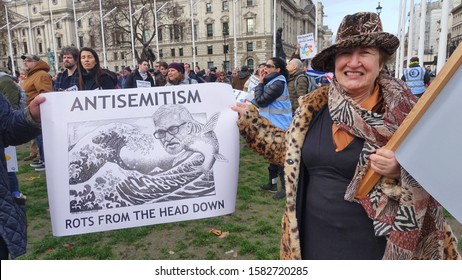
[237,86,460,260]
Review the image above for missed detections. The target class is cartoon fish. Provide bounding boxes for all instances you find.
[182,112,228,178]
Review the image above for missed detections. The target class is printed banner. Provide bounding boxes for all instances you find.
[40,83,240,236]
[297,33,317,60]
[246,75,260,96]
[5,146,18,172]
[233,89,254,103]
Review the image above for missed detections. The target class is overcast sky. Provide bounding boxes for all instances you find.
[321,0,401,37]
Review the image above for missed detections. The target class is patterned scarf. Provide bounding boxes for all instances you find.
[328,72,460,259]
[328,72,415,200]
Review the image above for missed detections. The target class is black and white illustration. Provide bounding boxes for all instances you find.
[42,84,239,236]
[68,104,228,213]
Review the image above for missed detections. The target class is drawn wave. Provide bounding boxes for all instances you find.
[68,125,217,212]
[68,122,156,184]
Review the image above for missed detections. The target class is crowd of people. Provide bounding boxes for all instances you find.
[1,10,460,260]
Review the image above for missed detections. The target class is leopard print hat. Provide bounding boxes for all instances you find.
[311,12,399,72]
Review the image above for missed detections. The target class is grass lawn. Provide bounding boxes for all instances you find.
[16,140,285,260]
[14,139,462,259]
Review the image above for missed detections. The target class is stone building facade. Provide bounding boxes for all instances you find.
[1,0,320,74]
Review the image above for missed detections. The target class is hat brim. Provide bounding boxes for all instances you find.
[311,32,399,72]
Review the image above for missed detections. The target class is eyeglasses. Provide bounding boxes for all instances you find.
[264,64,276,68]
[153,122,187,139]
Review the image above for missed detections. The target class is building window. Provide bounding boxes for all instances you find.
[23,42,28,54]
[57,37,62,49]
[89,18,93,26]
[114,66,119,73]
[173,6,180,17]
[207,45,213,54]
[247,42,253,52]
[194,47,197,56]
[56,22,61,29]
[207,61,214,69]
[169,25,183,41]
[77,20,82,28]
[247,59,254,70]
[207,23,213,37]
[37,28,41,35]
[114,52,118,60]
[171,48,175,57]
[246,18,255,33]
[206,3,212,13]
[193,25,197,39]
[22,29,26,36]
[222,1,229,11]
[79,36,84,48]
[247,0,253,6]
[159,49,163,58]
[13,43,17,56]
[38,42,43,53]
[222,22,229,35]
[179,47,183,56]
[90,35,95,48]
[158,27,163,41]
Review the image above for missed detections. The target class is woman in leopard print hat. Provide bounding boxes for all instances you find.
[232,12,460,260]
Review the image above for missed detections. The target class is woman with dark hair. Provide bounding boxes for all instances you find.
[252,56,292,200]
[78,47,118,90]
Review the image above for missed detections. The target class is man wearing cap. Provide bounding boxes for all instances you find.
[231,65,251,90]
[21,54,52,105]
[166,63,198,86]
[124,58,155,88]
[21,54,52,172]
[53,46,80,91]
[401,56,430,98]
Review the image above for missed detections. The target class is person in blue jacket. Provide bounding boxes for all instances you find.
[0,93,43,259]
[252,57,292,200]
[401,56,430,98]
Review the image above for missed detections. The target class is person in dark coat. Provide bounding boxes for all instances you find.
[0,93,43,259]
[124,58,155,88]
[78,47,118,90]
[231,66,251,90]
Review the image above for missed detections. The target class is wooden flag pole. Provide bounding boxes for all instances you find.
[355,43,462,199]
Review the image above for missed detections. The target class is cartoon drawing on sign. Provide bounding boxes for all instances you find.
[67,104,227,213]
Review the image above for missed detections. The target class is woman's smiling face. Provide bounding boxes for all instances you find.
[334,46,383,98]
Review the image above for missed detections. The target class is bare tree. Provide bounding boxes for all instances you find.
[84,0,188,67]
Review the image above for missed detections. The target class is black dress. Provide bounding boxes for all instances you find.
[298,105,386,260]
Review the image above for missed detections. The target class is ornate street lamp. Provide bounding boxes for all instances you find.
[376,2,382,18]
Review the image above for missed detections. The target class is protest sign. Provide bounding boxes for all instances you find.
[247,75,260,95]
[233,89,254,103]
[41,83,240,236]
[5,146,18,172]
[297,33,317,60]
